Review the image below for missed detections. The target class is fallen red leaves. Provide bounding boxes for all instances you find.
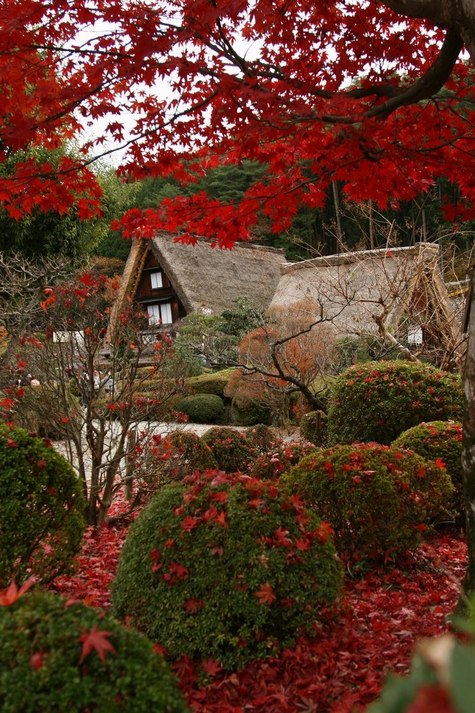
[48,508,467,713]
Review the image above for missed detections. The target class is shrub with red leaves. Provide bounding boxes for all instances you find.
[393,421,463,519]
[111,470,343,669]
[283,442,454,566]
[0,590,186,712]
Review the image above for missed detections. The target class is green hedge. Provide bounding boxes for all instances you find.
[0,424,85,587]
[393,420,463,519]
[139,430,217,495]
[327,361,463,445]
[176,393,225,424]
[201,426,255,472]
[186,369,234,396]
[112,471,343,670]
[0,591,186,713]
[283,442,454,566]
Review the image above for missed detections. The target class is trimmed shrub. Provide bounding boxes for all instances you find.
[224,370,275,426]
[175,393,225,424]
[230,397,272,426]
[0,424,85,587]
[283,442,454,566]
[300,410,328,446]
[186,369,234,397]
[137,431,217,495]
[393,421,463,518]
[112,471,343,670]
[327,361,463,445]
[244,424,278,454]
[250,442,315,480]
[201,426,255,472]
[0,591,186,713]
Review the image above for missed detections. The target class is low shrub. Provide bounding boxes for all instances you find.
[224,370,274,426]
[112,471,343,670]
[0,590,186,713]
[250,442,315,480]
[186,369,234,397]
[201,426,255,472]
[393,421,463,519]
[0,424,85,587]
[137,431,217,495]
[283,442,454,566]
[229,397,272,426]
[175,393,225,424]
[300,410,328,446]
[327,361,463,445]
[244,424,278,454]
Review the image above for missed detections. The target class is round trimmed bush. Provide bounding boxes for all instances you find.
[176,393,225,424]
[0,424,85,587]
[201,426,255,472]
[244,424,278,454]
[283,442,454,565]
[138,430,217,495]
[230,397,272,426]
[300,410,328,446]
[112,471,343,670]
[250,442,315,480]
[327,361,463,445]
[393,420,463,518]
[186,369,234,396]
[0,591,186,713]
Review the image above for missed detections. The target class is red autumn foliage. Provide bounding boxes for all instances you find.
[0,2,474,243]
[78,626,116,665]
[47,490,467,713]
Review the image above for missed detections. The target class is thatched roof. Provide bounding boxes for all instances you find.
[107,235,286,340]
[268,243,458,346]
[148,233,286,314]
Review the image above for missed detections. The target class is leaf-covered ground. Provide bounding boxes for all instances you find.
[49,501,466,713]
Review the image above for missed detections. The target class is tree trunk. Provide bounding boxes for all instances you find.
[461,271,475,608]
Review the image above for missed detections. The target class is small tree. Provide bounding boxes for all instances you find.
[3,273,184,526]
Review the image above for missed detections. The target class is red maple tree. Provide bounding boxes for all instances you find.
[2,0,475,597]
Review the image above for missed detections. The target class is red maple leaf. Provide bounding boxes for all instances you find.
[79,626,116,665]
[254,582,276,605]
[201,658,222,677]
[0,576,36,606]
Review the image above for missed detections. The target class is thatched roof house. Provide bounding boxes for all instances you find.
[268,243,460,363]
[107,234,286,338]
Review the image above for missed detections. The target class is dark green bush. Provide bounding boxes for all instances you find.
[300,410,328,446]
[0,424,85,587]
[201,426,255,472]
[112,471,343,670]
[250,442,315,480]
[244,424,278,454]
[283,442,454,566]
[176,393,225,424]
[393,420,463,518]
[0,591,186,713]
[327,361,463,445]
[138,430,217,495]
[229,397,272,426]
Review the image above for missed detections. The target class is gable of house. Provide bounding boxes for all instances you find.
[107,234,286,339]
